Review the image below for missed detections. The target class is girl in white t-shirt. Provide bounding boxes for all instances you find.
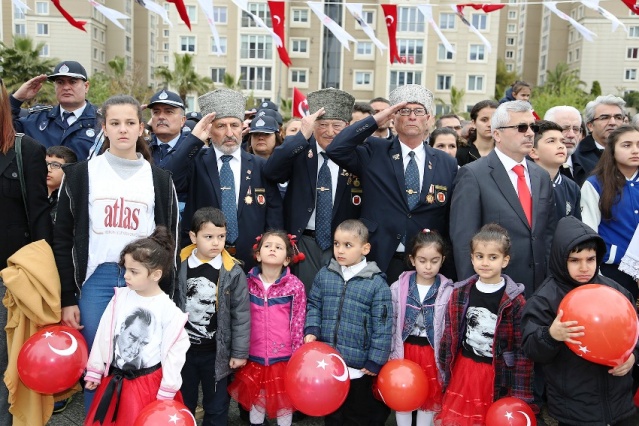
[84,226,190,426]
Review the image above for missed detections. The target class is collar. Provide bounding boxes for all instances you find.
[213,146,242,162]
[495,147,527,172]
[156,133,181,150]
[594,140,605,150]
[61,103,87,119]
[188,249,223,269]
[627,170,639,181]
[341,257,368,277]
[553,171,562,185]
[399,141,425,159]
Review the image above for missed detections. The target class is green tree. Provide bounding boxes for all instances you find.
[435,86,465,115]
[222,73,243,90]
[155,53,212,101]
[494,58,519,100]
[590,80,602,97]
[0,36,58,105]
[88,56,154,106]
[543,63,586,95]
[532,63,592,117]
[624,91,639,109]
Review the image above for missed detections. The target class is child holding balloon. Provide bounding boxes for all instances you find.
[436,224,534,426]
[521,216,638,426]
[83,226,190,426]
[389,229,456,426]
[228,230,306,426]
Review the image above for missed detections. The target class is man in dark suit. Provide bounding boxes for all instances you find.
[327,85,458,283]
[544,105,587,186]
[263,88,360,291]
[176,89,283,271]
[450,100,557,298]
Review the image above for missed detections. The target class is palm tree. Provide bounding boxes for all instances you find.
[544,63,585,95]
[435,86,465,115]
[222,73,243,90]
[155,53,212,101]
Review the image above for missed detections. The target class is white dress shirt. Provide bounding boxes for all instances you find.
[213,146,242,203]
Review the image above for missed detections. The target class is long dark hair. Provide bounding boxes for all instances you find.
[100,95,152,162]
[120,226,175,278]
[594,125,639,220]
[0,80,15,154]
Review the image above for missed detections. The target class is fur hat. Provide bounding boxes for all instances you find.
[198,89,245,121]
[389,84,434,114]
[307,88,355,123]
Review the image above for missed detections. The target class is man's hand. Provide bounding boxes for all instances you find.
[191,112,217,144]
[229,357,247,369]
[13,75,48,102]
[300,107,325,140]
[549,309,584,344]
[372,102,407,128]
[61,305,83,330]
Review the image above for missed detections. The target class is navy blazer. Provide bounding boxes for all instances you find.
[326,116,458,273]
[573,135,601,184]
[180,147,284,271]
[450,150,557,297]
[263,132,361,238]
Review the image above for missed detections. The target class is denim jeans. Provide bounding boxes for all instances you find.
[181,349,230,426]
[78,262,125,413]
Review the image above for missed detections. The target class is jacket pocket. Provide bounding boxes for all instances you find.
[1,164,22,200]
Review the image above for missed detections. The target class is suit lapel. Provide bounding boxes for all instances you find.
[419,145,437,205]
[488,151,530,228]
[203,149,222,204]
[389,139,407,205]
[237,151,252,218]
[528,160,542,231]
[307,140,319,192]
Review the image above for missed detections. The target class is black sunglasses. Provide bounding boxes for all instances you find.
[498,123,539,133]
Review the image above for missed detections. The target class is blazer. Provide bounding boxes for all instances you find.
[450,150,557,298]
[263,132,361,239]
[326,116,458,273]
[180,148,284,271]
[573,135,602,183]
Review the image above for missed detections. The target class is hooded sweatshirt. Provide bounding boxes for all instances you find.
[521,216,639,425]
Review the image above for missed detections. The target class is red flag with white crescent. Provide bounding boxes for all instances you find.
[621,0,639,14]
[268,1,292,67]
[51,0,87,31]
[293,88,309,118]
[166,0,191,30]
[381,4,401,64]
[457,3,506,13]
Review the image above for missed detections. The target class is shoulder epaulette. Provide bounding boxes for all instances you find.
[28,105,54,114]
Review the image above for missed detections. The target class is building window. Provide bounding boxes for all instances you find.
[440,13,456,30]
[36,2,48,14]
[390,71,422,92]
[630,26,639,38]
[508,10,516,19]
[575,48,580,60]
[540,55,547,70]
[213,6,227,23]
[290,69,308,84]
[506,50,514,59]
[164,55,169,63]
[211,37,227,55]
[180,36,196,52]
[628,48,639,59]
[355,41,374,58]
[541,35,548,51]
[625,68,637,81]
[14,24,26,35]
[354,71,373,88]
[242,3,271,28]
[211,68,225,83]
[291,38,309,54]
[469,44,485,61]
[101,51,105,62]
[568,51,573,62]
[506,63,514,72]
[507,24,516,33]
[240,66,272,90]
[39,44,49,57]
[436,104,452,116]
[163,42,170,50]
[355,10,375,29]
[163,29,170,37]
[471,14,487,30]
[436,74,452,91]
[468,75,484,92]
[240,35,273,59]
[186,5,197,23]
[437,43,453,61]
[397,39,423,64]
[506,37,515,46]
[14,8,25,19]
[291,8,309,25]
[126,36,132,52]
[398,7,425,32]
[93,48,98,59]
[36,23,48,35]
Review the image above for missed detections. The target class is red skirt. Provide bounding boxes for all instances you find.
[435,354,494,426]
[84,367,183,426]
[403,342,443,412]
[228,360,294,418]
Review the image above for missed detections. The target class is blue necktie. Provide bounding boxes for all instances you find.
[62,111,73,129]
[405,151,420,210]
[220,155,239,244]
[315,152,333,251]
[159,143,170,161]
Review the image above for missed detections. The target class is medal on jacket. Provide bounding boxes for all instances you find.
[245,186,253,205]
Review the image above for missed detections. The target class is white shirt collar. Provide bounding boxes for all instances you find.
[213,146,242,162]
[61,103,87,119]
[494,146,528,172]
[341,257,368,281]
[157,134,181,150]
[399,141,425,159]
[594,140,605,150]
[188,249,223,269]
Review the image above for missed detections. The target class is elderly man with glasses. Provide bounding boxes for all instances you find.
[543,105,587,186]
[327,84,458,284]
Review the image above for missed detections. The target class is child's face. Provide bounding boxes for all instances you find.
[123,254,162,296]
[46,155,66,192]
[409,244,444,285]
[256,235,290,269]
[102,104,144,159]
[471,241,510,284]
[530,130,567,169]
[189,222,226,262]
[613,131,639,177]
[567,248,597,283]
[333,229,370,267]
[514,87,531,101]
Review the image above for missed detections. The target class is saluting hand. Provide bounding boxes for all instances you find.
[300,107,325,140]
[192,112,217,145]
[549,309,584,345]
[13,75,48,102]
[372,102,407,127]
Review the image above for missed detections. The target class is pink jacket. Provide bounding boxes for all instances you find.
[247,267,306,365]
[389,271,457,380]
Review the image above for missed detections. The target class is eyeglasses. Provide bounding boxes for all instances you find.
[498,123,540,133]
[445,125,463,131]
[397,108,427,117]
[46,161,63,170]
[316,121,347,131]
[561,125,581,134]
[591,114,624,123]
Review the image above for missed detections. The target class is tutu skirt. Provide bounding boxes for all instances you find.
[85,366,183,426]
[228,360,294,418]
[435,354,493,426]
[404,342,443,412]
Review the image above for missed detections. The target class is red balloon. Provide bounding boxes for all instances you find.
[376,359,428,412]
[558,284,639,367]
[285,342,350,416]
[134,400,196,425]
[17,325,88,394]
[486,397,536,426]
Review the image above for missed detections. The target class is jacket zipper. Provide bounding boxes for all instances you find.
[333,279,350,347]
[264,284,270,366]
[491,291,513,401]
[66,182,82,299]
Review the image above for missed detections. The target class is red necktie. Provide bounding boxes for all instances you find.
[513,164,532,226]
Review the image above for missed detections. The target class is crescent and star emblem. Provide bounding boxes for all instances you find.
[385,15,394,25]
[273,15,281,24]
[328,353,349,382]
[180,408,197,424]
[47,331,78,357]
[517,410,532,426]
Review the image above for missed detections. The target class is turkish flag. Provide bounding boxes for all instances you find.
[268,1,292,67]
[166,0,191,30]
[51,0,87,31]
[621,0,639,14]
[381,4,401,64]
[457,3,506,13]
[293,88,309,118]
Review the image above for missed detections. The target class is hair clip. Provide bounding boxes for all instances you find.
[288,233,306,264]
[252,234,263,251]
[422,229,431,234]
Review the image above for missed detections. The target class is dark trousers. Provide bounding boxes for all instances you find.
[559,416,637,426]
[386,254,409,285]
[600,263,639,301]
[324,375,390,426]
[295,235,333,294]
[181,349,230,426]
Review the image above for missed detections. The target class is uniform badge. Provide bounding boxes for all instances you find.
[262,102,268,108]
[426,194,435,204]
[353,178,360,187]
[436,191,446,203]
[352,194,362,205]
[257,194,266,205]
[59,64,70,73]
[86,129,95,137]
[256,118,265,127]
[159,90,168,100]
[245,187,253,205]
[39,121,48,131]
[308,150,313,159]
[392,154,400,160]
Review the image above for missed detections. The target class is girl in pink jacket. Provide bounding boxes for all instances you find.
[228,231,306,426]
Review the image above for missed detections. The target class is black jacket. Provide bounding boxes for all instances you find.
[53,160,179,307]
[573,134,602,183]
[521,216,638,425]
[455,142,481,167]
